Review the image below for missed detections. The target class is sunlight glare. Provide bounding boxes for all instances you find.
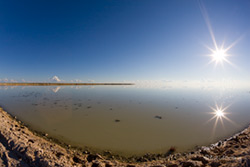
[205,103,239,139]
[215,109,224,117]
[207,45,233,68]
[212,49,227,62]
[199,1,241,68]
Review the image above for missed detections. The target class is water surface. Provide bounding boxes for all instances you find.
[0,85,249,156]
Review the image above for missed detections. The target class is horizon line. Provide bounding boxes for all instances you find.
[0,82,134,86]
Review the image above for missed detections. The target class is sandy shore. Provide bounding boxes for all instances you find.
[0,107,249,167]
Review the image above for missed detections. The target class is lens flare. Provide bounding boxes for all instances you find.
[211,49,227,62]
[205,103,238,139]
[199,1,242,68]
[206,45,234,68]
[215,109,224,117]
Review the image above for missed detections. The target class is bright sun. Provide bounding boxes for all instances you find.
[206,45,235,68]
[200,0,241,68]
[209,48,230,66]
[212,49,227,62]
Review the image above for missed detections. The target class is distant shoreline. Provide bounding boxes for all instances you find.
[0,82,134,86]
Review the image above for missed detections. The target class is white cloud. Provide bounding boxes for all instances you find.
[0,78,17,82]
[50,76,61,82]
[70,79,82,83]
[51,86,61,93]
[10,79,17,82]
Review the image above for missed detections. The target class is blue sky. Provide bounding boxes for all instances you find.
[0,0,250,82]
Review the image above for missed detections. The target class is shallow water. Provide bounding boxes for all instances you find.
[0,85,249,156]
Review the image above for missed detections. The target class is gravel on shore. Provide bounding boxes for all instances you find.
[0,107,249,167]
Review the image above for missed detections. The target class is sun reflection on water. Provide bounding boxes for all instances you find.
[215,109,224,117]
[206,103,238,139]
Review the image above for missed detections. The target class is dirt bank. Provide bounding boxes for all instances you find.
[0,107,249,167]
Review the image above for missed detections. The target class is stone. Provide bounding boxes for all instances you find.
[191,156,209,164]
[210,162,221,167]
[182,160,203,167]
[154,116,162,119]
[87,154,100,162]
[167,164,178,167]
[104,161,114,167]
[28,139,34,143]
[241,144,247,148]
[217,141,222,147]
[126,165,136,167]
[72,156,82,163]
[92,161,106,167]
[225,149,234,155]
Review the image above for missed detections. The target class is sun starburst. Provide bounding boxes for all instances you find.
[210,48,228,64]
[205,103,238,139]
[206,44,236,68]
[199,1,242,68]
[207,103,229,125]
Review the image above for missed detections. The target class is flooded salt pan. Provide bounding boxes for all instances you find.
[0,85,249,156]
